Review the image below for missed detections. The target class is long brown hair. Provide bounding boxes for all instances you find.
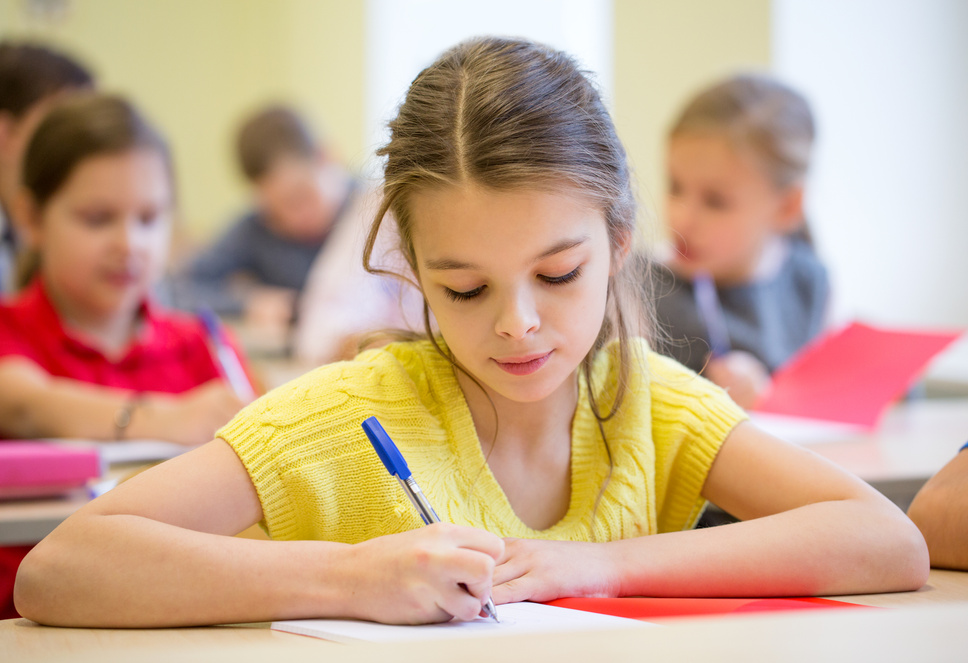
[17,93,172,288]
[363,37,654,431]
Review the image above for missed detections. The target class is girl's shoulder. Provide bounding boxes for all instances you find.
[0,281,59,358]
[785,235,828,280]
[244,338,455,418]
[590,338,742,410]
[217,339,458,462]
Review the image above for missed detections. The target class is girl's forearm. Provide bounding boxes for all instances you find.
[606,499,928,598]
[0,362,131,440]
[15,514,353,627]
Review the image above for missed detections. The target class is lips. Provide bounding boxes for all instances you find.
[102,270,139,287]
[493,351,552,376]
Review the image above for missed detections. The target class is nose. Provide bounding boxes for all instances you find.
[109,218,134,255]
[117,215,151,254]
[494,287,540,339]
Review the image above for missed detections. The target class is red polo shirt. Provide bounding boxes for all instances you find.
[0,278,252,620]
[0,279,239,392]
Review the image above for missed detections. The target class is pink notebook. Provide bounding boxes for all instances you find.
[754,322,962,428]
[0,442,102,499]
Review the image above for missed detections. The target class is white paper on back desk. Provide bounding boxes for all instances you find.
[271,601,651,644]
[48,439,198,464]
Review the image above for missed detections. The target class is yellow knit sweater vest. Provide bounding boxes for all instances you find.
[218,339,746,543]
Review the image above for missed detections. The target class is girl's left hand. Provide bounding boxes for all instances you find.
[490,538,618,605]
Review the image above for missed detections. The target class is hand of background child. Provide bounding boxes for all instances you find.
[135,380,249,445]
[491,538,619,605]
[704,350,772,409]
[341,523,504,624]
[243,285,297,330]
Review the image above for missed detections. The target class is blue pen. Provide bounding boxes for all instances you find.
[693,271,731,359]
[361,416,499,623]
[198,307,256,401]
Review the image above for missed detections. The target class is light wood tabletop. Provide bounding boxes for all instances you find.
[2,569,966,663]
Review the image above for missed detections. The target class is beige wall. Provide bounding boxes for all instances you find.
[0,0,365,243]
[2,0,769,242]
[613,0,771,233]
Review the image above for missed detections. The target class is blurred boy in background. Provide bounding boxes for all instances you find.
[0,41,94,294]
[175,105,356,330]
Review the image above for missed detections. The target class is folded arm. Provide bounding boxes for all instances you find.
[907,448,968,570]
[0,357,244,444]
[493,421,929,603]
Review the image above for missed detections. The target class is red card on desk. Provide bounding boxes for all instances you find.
[753,322,962,428]
[545,596,867,622]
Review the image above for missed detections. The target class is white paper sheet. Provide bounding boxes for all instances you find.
[46,439,197,465]
[272,601,651,644]
[748,413,866,445]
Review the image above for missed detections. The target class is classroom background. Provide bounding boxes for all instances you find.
[1,0,966,330]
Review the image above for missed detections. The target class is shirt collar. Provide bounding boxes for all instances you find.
[25,277,160,362]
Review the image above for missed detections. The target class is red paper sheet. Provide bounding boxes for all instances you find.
[545,596,867,622]
[753,322,962,428]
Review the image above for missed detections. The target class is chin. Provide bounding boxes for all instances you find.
[491,371,574,405]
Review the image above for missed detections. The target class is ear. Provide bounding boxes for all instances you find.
[609,228,634,276]
[773,184,805,234]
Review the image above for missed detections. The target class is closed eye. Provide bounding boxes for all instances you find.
[444,285,485,302]
[541,266,582,285]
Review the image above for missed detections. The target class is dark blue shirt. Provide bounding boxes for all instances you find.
[654,237,830,373]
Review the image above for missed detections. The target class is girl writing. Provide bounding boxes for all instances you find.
[655,74,829,408]
[15,39,925,628]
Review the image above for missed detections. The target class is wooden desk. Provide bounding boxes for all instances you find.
[753,398,968,508]
[0,460,158,546]
[926,334,968,397]
[0,488,90,546]
[2,569,966,663]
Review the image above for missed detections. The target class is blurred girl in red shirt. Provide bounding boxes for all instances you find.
[0,93,255,618]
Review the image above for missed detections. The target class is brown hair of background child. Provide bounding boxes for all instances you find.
[17,93,172,287]
[669,73,815,195]
[236,105,317,182]
[363,36,654,427]
[0,41,93,118]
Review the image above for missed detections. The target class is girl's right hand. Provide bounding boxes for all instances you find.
[339,523,505,624]
[137,380,248,445]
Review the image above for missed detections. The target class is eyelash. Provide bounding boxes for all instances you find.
[445,286,485,303]
[443,267,583,303]
[542,266,582,285]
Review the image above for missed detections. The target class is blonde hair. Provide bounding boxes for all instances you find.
[364,36,653,427]
[670,73,815,190]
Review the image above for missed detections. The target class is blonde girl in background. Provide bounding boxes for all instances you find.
[15,39,925,628]
[655,74,829,408]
